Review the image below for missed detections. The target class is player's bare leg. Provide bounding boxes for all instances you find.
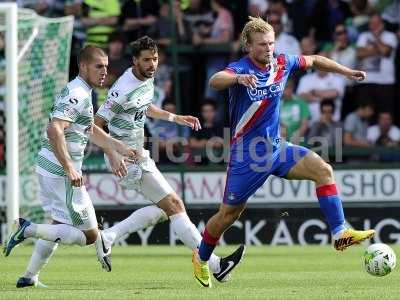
[286,151,375,250]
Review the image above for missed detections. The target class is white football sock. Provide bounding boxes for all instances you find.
[23,239,58,279]
[25,223,86,246]
[169,212,220,273]
[103,205,168,245]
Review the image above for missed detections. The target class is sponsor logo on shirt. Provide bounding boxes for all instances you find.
[247,81,285,101]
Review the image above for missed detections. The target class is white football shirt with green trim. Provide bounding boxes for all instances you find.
[96,67,154,150]
[36,76,93,178]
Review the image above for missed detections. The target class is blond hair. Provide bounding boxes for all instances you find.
[240,16,274,49]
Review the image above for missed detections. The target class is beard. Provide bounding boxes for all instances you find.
[138,65,155,79]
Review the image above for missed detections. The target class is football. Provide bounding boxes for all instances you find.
[364,243,396,277]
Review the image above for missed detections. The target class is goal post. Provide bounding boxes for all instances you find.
[0,4,74,242]
[1,2,19,242]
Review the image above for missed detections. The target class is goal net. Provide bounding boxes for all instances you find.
[0,5,74,241]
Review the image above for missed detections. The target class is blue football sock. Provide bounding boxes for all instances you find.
[198,228,219,262]
[316,184,345,235]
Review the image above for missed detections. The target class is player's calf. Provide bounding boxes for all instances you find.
[83,228,99,245]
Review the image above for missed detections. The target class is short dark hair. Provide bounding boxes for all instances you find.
[379,111,393,118]
[201,99,217,110]
[320,99,335,112]
[358,99,375,110]
[78,44,107,65]
[131,36,158,58]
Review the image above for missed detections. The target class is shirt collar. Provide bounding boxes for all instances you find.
[76,75,92,93]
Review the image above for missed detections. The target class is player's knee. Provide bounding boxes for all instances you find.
[317,162,334,184]
[84,230,98,245]
[158,193,185,216]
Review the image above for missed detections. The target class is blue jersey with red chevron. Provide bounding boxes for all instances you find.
[222,54,309,205]
[225,54,306,145]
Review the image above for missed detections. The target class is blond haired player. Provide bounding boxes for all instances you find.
[192,17,375,287]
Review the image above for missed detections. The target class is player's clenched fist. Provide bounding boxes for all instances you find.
[237,74,258,89]
[65,166,83,187]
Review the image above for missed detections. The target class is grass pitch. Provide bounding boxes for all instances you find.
[1,244,399,299]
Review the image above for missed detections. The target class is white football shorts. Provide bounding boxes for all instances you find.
[104,149,173,204]
[37,173,97,230]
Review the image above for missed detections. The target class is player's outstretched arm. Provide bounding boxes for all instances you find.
[209,71,257,90]
[47,118,83,186]
[93,116,129,178]
[91,124,138,158]
[146,104,201,131]
[304,55,366,82]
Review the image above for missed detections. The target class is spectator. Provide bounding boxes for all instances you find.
[189,99,224,164]
[65,0,86,78]
[154,46,173,101]
[382,0,400,37]
[104,32,131,88]
[147,0,188,46]
[268,13,301,56]
[267,0,292,33]
[297,51,345,124]
[82,0,121,48]
[280,79,310,144]
[343,100,374,147]
[325,23,358,118]
[150,101,189,164]
[307,0,351,43]
[300,35,317,56]
[326,23,357,84]
[346,0,370,42]
[367,112,400,146]
[183,0,214,40]
[307,99,342,147]
[248,0,268,17]
[18,0,65,17]
[355,12,398,116]
[192,0,234,98]
[120,0,159,43]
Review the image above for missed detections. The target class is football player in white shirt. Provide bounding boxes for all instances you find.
[94,36,245,283]
[4,45,137,288]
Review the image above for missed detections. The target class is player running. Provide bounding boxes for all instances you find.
[192,16,375,287]
[3,45,136,288]
[93,36,244,284]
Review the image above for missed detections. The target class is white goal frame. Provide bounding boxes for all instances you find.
[0,2,18,240]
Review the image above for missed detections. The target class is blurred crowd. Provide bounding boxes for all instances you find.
[1,0,400,167]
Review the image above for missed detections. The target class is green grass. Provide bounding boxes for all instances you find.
[1,245,399,299]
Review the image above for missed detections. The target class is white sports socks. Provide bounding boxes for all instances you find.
[169,212,220,273]
[103,205,168,245]
[23,239,58,279]
[25,223,86,246]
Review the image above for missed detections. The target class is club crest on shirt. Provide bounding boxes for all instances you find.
[104,98,113,109]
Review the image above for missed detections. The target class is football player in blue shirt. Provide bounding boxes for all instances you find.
[192,17,375,288]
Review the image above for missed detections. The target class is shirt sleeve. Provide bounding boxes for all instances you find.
[224,61,244,74]
[96,89,125,123]
[381,32,398,49]
[356,33,368,48]
[284,54,307,73]
[51,89,86,123]
[344,114,356,133]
